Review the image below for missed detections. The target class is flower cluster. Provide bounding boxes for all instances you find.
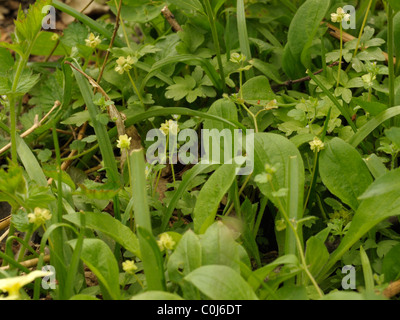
[331,7,351,23]
[160,120,179,136]
[28,207,52,226]
[117,134,132,150]
[115,56,136,75]
[122,260,138,275]
[230,52,247,64]
[309,137,325,153]
[157,233,175,252]
[85,33,101,49]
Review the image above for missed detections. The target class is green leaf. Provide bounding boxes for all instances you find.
[63,211,141,258]
[0,48,14,74]
[319,169,400,281]
[388,0,400,12]
[200,222,241,272]
[165,75,197,102]
[253,133,304,214]
[108,0,163,23]
[137,226,166,291]
[193,164,238,234]
[76,180,120,200]
[168,0,204,13]
[353,98,387,116]
[61,110,90,127]
[283,0,330,78]
[68,238,120,300]
[241,76,275,105]
[167,229,202,283]
[385,127,400,147]
[184,265,259,300]
[319,138,373,211]
[14,0,51,44]
[382,243,400,282]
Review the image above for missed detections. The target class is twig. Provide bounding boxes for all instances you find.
[0,255,51,271]
[0,216,11,231]
[0,101,61,155]
[273,61,340,88]
[161,6,182,32]
[383,279,400,299]
[323,21,396,64]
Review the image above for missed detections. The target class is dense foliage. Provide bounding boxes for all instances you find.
[0,0,400,300]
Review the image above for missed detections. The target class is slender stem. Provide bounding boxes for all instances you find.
[387,4,395,110]
[127,151,134,231]
[127,72,144,107]
[203,0,226,92]
[241,103,258,133]
[352,0,373,58]
[268,179,323,298]
[337,23,343,88]
[303,151,319,213]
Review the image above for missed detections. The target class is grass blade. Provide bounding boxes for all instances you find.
[236,0,254,80]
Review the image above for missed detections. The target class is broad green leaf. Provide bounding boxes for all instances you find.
[253,133,304,215]
[319,169,400,281]
[108,0,163,23]
[184,265,259,300]
[199,222,241,272]
[193,164,237,234]
[352,98,387,116]
[283,0,330,78]
[0,48,14,74]
[382,243,400,282]
[319,138,373,211]
[131,291,184,300]
[250,59,284,84]
[241,76,275,105]
[68,238,120,300]
[203,99,238,131]
[167,229,202,283]
[305,236,329,279]
[63,211,141,258]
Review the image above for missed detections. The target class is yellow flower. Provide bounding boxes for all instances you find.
[160,120,179,136]
[309,137,325,153]
[85,33,101,49]
[157,233,175,251]
[115,56,136,75]
[331,7,351,23]
[122,260,138,275]
[0,270,52,300]
[117,134,131,150]
[27,207,52,226]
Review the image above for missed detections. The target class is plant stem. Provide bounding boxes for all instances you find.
[387,4,395,111]
[352,0,373,58]
[337,23,343,88]
[269,180,324,298]
[203,0,226,92]
[127,72,144,107]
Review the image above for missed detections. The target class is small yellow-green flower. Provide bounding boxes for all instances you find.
[160,120,179,136]
[27,207,52,226]
[362,73,376,88]
[157,233,175,251]
[230,52,246,64]
[309,137,325,152]
[117,134,131,150]
[85,32,101,49]
[0,270,52,300]
[115,56,136,75]
[122,260,138,275]
[51,33,59,41]
[331,7,351,23]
